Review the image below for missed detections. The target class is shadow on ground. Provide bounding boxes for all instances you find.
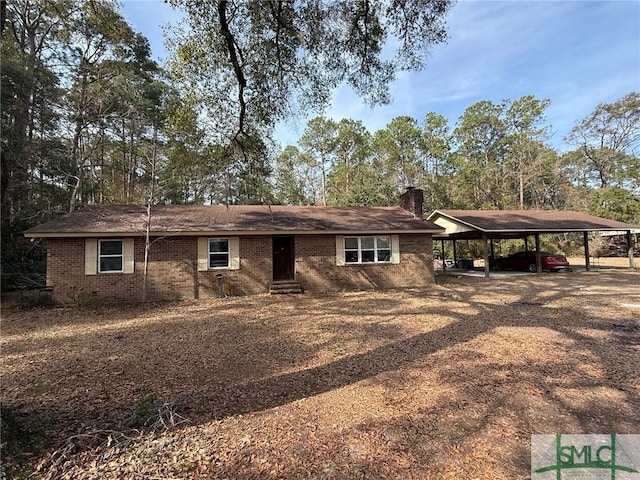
[1,270,639,478]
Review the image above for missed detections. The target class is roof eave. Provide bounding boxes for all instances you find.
[25,228,444,239]
[433,227,640,239]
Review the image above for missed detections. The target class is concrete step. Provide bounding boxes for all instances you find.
[270,281,303,294]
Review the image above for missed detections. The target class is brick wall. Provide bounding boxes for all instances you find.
[295,234,434,292]
[46,233,434,304]
[46,237,197,304]
[198,235,272,297]
[145,237,197,300]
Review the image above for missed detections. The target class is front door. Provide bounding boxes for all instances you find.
[272,236,294,281]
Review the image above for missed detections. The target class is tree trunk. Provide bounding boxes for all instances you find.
[70,66,88,212]
[519,169,524,209]
[142,202,151,302]
[142,127,158,302]
[320,155,327,206]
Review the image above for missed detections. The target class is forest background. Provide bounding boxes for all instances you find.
[2,0,639,289]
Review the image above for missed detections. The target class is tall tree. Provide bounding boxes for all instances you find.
[524,146,567,209]
[1,0,69,214]
[421,112,454,211]
[162,94,213,204]
[565,92,640,191]
[1,0,70,287]
[168,0,453,136]
[273,146,317,205]
[374,116,425,191]
[299,116,338,205]
[103,33,165,204]
[327,119,378,205]
[64,0,137,211]
[451,95,560,210]
[587,187,640,223]
[1,0,178,289]
[452,100,510,208]
[167,0,454,197]
[504,95,551,208]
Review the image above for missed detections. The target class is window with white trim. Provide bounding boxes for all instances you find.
[98,239,123,272]
[344,236,391,264]
[209,238,230,268]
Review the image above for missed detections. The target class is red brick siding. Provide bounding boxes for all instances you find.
[198,235,272,296]
[45,234,434,303]
[295,234,434,292]
[46,237,196,304]
[145,237,197,300]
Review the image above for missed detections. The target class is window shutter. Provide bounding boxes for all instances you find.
[229,237,240,270]
[123,238,135,273]
[85,238,98,275]
[336,235,345,266]
[197,237,208,271]
[391,235,400,264]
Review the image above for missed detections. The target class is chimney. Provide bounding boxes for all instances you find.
[399,187,424,219]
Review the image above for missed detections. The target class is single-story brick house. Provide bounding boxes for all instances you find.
[24,189,443,303]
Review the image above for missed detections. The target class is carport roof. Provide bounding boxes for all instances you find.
[427,209,640,240]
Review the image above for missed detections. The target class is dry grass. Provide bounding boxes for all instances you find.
[566,256,638,268]
[2,270,639,479]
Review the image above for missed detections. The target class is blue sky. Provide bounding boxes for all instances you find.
[121,0,640,152]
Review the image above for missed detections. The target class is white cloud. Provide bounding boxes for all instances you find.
[304,0,640,149]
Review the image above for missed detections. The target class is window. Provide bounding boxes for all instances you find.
[344,236,391,264]
[209,238,229,268]
[99,239,123,272]
[197,237,239,272]
[85,238,133,275]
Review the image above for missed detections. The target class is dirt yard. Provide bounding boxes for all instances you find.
[2,270,639,479]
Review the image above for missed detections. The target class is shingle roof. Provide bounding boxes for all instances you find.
[428,209,640,237]
[25,204,443,237]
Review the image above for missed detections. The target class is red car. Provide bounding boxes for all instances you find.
[492,251,571,272]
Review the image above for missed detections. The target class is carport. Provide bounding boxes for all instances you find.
[427,209,640,278]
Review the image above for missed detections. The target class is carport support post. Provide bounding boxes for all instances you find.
[453,240,458,267]
[441,239,446,272]
[482,234,490,278]
[535,233,542,273]
[627,230,635,268]
[583,231,591,272]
